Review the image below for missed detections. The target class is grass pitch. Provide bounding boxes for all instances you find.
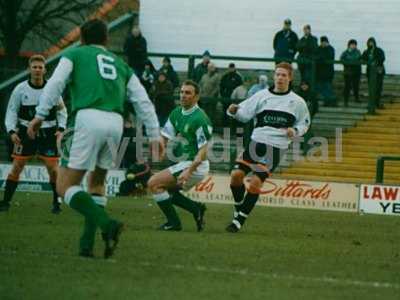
[0,192,399,300]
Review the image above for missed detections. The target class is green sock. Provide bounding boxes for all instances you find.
[69,191,110,232]
[79,205,104,253]
[171,191,199,215]
[157,198,181,226]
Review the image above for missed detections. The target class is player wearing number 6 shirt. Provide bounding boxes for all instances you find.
[27,19,163,258]
[226,62,310,233]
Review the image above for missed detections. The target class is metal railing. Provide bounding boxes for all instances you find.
[375,156,400,184]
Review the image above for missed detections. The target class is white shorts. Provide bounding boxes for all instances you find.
[60,109,123,171]
[168,160,209,191]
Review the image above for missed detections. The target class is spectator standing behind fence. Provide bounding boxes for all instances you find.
[141,60,155,93]
[123,25,148,77]
[193,50,211,83]
[231,76,252,103]
[340,39,362,106]
[151,72,175,126]
[220,63,243,126]
[248,74,268,97]
[296,81,317,154]
[296,24,318,83]
[273,18,299,64]
[362,37,386,109]
[159,56,180,90]
[199,63,220,120]
[316,36,336,106]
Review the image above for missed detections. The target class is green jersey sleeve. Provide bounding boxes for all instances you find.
[195,122,212,148]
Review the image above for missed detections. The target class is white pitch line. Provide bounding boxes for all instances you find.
[2,249,399,290]
[138,261,400,290]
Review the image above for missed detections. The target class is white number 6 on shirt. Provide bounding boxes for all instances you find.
[97,54,117,80]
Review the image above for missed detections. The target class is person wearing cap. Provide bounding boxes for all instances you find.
[158,56,180,90]
[220,63,243,126]
[296,24,318,82]
[340,39,362,106]
[193,50,211,83]
[273,19,299,64]
[315,36,336,106]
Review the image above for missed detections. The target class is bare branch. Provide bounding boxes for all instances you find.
[0,0,102,61]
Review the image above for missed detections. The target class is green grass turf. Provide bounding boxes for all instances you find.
[0,192,399,300]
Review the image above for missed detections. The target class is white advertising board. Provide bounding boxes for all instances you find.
[0,164,125,196]
[360,184,400,216]
[185,174,359,213]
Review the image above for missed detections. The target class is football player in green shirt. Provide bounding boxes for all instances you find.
[148,80,212,231]
[28,19,163,258]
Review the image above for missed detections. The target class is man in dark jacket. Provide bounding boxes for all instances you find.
[316,36,336,106]
[151,72,175,126]
[123,25,148,77]
[193,50,211,83]
[296,81,317,154]
[341,39,362,106]
[220,63,243,126]
[159,56,179,90]
[273,19,299,63]
[362,37,386,108]
[296,24,318,82]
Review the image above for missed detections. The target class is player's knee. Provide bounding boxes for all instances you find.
[88,184,105,196]
[88,174,105,187]
[48,170,57,183]
[147,176,158,193]
[230,169,245,187]
[247,176,263,194]
[9,160,26,179]
[56,178,67,197]
[148,176,165,194]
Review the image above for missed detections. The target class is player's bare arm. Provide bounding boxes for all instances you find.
[177,144,208,186]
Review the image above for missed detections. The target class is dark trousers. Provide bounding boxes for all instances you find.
[298,63,312,83]
[343,74,361,105]
[367,74,384,108]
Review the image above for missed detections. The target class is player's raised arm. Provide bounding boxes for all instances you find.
[226,92,262,123]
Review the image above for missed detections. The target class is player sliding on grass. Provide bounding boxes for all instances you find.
[28,19,163,258]
[226,62,310,232]
[147,80,211,231]
[0,55,67,214]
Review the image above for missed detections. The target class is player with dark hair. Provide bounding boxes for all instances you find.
[147,80,210,231]
[226,62,310,232]
[0,54,67,213]
[28,19,163,258]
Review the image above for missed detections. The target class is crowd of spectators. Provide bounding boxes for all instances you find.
[122,20,387,127]
[273,19,386,108]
